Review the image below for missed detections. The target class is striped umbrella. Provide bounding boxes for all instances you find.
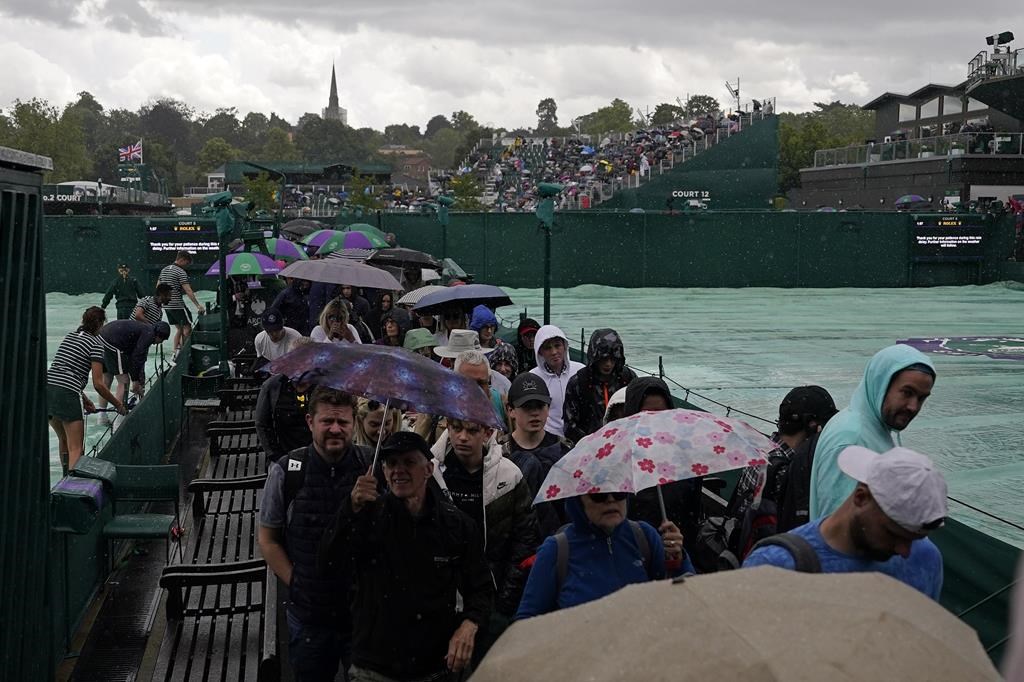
[232,238,308,261]
[205,252,282,276]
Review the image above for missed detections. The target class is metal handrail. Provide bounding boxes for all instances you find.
[813,131,1024,168]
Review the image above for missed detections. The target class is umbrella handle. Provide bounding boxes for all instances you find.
[367,397,391,476]
[657,485,668,525]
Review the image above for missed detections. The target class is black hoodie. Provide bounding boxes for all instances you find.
[624,377,703,556]
[562,329,637,444]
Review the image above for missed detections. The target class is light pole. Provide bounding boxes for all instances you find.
[534,183,564,325]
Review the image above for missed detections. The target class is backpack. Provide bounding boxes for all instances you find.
[749,533,822,573]
[773,433,820,533]
[692,515,741,573]
[554,521,653,592]
[694,499,780,572]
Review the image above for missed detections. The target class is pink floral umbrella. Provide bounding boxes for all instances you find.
[536,409,776,515]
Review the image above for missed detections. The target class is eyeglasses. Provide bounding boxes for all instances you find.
[327,315,341,323]
[587,492,629,503]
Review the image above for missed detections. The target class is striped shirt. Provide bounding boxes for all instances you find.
[47,330,104,393]
[158,264,189,309]
[133,296,164,325]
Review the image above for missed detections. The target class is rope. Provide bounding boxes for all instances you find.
[948,497,1024,533]
[957,578,1021,617]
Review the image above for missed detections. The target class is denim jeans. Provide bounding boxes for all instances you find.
[287,610,351,682]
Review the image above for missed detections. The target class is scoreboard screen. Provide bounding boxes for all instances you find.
[147,218,219,263]
[911,215,985,261]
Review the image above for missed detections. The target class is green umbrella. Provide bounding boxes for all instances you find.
[343,223,389,241]
[316,230,390,255]
[233,237,308,261]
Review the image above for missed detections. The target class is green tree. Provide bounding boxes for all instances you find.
[449,173,483,210]
[201,107,241,147]
[140,98,197,163]
[580,98,635,135]
[651,103,685,125]
[421,127,463,169]
[345,172,383,210]
[425,114,452,138]
[242,171,278,211]
[384,123,422,145]
[536,97,558,134]
[239,111,270,154]
[197,136,241,173]
[5,98,91,182]
[777,102,875,194]
[450,110,479,133]
[295,118,372,162]
[259,127,301,161]
[684,94,720,118]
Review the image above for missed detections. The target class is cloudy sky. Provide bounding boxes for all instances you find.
[1,0,1022,130]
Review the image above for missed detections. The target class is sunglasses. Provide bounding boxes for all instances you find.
[587,492,629,503]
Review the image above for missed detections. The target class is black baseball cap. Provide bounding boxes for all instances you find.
[379,432,433,462]
[508,373,551,407]
[780,385,838,423]
[262,309,284,331]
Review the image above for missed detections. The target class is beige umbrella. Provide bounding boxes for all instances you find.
[473,567,1000,682]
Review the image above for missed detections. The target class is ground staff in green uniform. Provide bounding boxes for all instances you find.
[101,263,144,320]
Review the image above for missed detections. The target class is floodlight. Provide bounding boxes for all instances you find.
[986,31,1014,46]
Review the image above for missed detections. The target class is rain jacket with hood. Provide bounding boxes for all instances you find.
[529,325,585,437]
[624,377,704,557]
[563,329,637,444]
[515,496,691,618]
[431,431,540,616]
[515,317,540,372]
[809,344,936,518]
[469,305,499,337]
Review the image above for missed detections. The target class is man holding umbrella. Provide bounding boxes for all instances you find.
[324,432,494,681]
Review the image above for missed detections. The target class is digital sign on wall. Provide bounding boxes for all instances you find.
[146,218,219,263]
[911,216,985,261]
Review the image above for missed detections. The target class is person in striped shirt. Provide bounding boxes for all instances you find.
[132,283,172,325]
[159,251,201,355]
[47,306,125,474]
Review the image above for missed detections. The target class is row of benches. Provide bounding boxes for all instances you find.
[150,379,281,682]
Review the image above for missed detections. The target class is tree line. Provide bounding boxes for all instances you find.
[0,91,872,196]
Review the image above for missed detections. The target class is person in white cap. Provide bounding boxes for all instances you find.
[743,445,947,600]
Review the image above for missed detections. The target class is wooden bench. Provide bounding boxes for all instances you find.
[186,476,266,566]
[153,560,278,682]
[217,388,260,412]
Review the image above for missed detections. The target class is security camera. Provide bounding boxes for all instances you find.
[986,31,1014,46]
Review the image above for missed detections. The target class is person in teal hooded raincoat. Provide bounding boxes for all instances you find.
[809,344,936,519]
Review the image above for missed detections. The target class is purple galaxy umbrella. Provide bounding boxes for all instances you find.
[268,342,504,467]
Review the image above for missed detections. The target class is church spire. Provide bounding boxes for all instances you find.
[328,63,339,109]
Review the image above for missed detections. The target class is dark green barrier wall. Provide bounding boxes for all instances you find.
[48,349,187,661]
[601,116,779,210]
[43,215,217,294]
[44,210,1017,293]
[2,160,53,680]
[379,210,1015,288]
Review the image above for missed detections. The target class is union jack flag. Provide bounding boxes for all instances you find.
[118,140,143,163]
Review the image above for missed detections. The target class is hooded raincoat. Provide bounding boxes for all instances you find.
[562,329,637,444]
[809,344,935,518]
[528,325,585,437]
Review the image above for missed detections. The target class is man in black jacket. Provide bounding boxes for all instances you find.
[96,319,170,420]
[259,387,372,682]
[254,373,313,462]
[323,432,493,682]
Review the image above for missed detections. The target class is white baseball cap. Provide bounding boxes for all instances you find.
[837,446,948,533]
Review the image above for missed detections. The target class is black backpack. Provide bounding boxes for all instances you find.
[772,433,820,533]
[692,515,741,573]
[553,521,653,591]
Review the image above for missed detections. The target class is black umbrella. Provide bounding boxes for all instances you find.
[367,247,442,270]
[280,219,323,241]
[412,284,513,315]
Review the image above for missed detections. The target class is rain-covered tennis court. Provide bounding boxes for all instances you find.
[47,282,1024,545]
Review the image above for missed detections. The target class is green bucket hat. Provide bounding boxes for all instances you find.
[403,328,436,351]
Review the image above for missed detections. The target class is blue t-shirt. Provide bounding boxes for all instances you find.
[742,519,943,600]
